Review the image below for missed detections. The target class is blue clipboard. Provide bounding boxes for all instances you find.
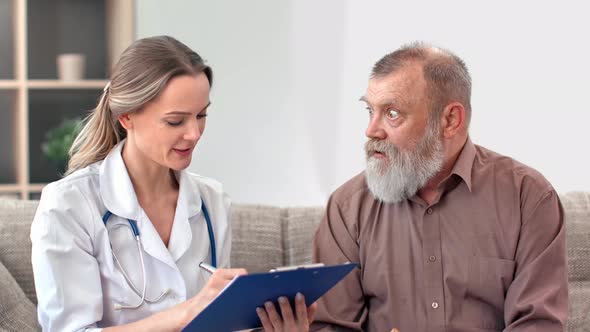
[183,262,357,332]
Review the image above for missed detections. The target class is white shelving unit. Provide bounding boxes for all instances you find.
[0,0,134,199]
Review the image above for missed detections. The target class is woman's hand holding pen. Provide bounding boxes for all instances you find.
[104,267,247,332]
[175,268,247,331]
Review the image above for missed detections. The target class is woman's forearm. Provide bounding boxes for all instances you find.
[102,308,182,332]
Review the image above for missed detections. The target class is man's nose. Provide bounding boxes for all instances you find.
[365,113,386,140]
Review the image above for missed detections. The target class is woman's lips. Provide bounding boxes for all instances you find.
[173,148,192,156]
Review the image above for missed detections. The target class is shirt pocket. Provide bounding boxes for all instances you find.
[463,256,515,330]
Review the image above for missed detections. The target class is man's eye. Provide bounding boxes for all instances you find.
[366,107,374,116]
[386,109,399,120]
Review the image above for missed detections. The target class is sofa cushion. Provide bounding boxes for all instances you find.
[283,207,324,266]
[0,199,38,305]
[230,205,284,273]
[0,259,39,331]
[230,205,324,272]
[561,192,590,282]
[568,281,590,331]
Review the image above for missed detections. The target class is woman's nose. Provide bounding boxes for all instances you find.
[184,120,201,141]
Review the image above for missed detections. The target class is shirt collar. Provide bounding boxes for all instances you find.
[447,136,476,192]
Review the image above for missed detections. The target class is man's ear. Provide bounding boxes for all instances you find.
[118,114,132,130]
[439,102,465,138]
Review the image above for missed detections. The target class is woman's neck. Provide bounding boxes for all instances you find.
[121,142,178,203]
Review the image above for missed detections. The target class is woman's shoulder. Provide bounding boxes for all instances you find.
[182,171,231,213]
[39,162,102,211]
[183,171,225,196]
[32,162,103,240]
[45,161,100,191]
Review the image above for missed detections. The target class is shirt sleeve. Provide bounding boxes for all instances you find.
[31,183,105,332]
[310,194,368,331]
[504,189,569,331]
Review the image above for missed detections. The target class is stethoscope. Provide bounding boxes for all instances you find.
[102,198,216,310]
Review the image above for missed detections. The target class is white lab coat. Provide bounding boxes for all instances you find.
[30,141,232,332]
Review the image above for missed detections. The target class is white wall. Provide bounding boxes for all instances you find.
[136,0,590,206]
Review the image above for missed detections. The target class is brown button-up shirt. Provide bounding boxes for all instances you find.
[312,138,568,332]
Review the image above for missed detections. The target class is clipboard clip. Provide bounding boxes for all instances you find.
[269,263,325,272]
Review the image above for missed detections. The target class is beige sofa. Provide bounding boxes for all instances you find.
[0,192,589,331]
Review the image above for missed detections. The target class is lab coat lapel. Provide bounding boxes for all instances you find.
[167,171,200,262]
[99,140,177,270]
[136,210,177,269]
[99,140,141,221]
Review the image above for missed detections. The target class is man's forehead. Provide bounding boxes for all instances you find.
[362,69,424,105]
[374,64,423,87]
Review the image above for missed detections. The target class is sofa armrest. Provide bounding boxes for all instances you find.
[0,259,40,331]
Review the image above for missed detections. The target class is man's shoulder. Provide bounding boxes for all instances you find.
[330,172,372,207]
[474,144,553,193]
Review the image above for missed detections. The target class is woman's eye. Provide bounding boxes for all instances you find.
[167,120,183,126]
[386,109,399,120]
[197,113,208,120]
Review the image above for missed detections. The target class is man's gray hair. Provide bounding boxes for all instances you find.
[371,42,472,127]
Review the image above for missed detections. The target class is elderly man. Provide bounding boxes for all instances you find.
[312,43,568,331]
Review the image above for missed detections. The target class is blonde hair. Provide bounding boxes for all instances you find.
[66,36,212,175]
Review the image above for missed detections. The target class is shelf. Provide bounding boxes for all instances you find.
[28,183,46,192]
[0,0,133,200]
[29,89,101,183]
[0,184,22,193]
[28,0,108,80]
[2,80,108,89]
[0,90,18,184]
[28,80,109,89]
[0,81,22,89]
[0,0,15,80]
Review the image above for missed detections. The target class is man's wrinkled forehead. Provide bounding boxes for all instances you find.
[361,66,426,106]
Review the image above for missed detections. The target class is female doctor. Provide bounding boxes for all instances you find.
[30,36,315,332]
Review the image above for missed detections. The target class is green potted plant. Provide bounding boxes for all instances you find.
[41,118,82,176]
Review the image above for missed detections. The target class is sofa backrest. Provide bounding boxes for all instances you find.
[0,192,588,313]
[0,199,325,305]
[560,192,590,331]
[0,199,39,305]
[229,205,324,273]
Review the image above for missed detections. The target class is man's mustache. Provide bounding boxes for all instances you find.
[365,139,397,158]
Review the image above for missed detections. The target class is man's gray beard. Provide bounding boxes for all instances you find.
[365,123,444,203]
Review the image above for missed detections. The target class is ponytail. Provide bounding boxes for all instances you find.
[65,88,124,175]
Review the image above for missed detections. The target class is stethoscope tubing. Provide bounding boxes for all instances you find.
[102,198,215,309]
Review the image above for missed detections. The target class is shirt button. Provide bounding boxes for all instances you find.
[426,208,433,215]
[429,255,436,262]
[432,301,439,309]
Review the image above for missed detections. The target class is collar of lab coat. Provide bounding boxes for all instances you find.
[99,140,203,266]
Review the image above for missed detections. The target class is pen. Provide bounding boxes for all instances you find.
[199,262,217,274]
